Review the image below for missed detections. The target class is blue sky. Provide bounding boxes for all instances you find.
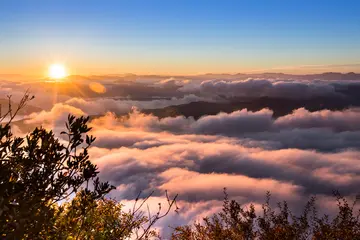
[1,0,360,75]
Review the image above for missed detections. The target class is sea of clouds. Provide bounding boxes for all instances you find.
[2,76,360,236]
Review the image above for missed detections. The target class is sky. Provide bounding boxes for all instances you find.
[1,0,360,76]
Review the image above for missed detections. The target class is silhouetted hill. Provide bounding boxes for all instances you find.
[143,95,360,119]
[300,72,360,80]
[229,72,360,80]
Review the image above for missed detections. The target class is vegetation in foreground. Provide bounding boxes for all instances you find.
[172,190,360,240]
[1,94,360,239]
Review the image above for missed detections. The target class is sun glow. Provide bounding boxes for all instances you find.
[48,64,68,80]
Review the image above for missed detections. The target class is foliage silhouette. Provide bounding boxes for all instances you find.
[171,189,360,240]
[0,93,113,239]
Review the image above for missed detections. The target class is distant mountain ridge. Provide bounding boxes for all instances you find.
[86,72,360,81]
[143,95,360,119]
[245,72,360,81]
[3,72,360,82]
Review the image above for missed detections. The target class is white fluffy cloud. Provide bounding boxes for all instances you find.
[275,108,360,131]
[179,78,338,99]
[86,106,360,140]
[64,94,207,115]
[25,103,85,126]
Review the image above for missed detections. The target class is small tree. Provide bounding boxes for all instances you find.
[52,191,178,239]
[0,93,178,239]
[0,93,113,239]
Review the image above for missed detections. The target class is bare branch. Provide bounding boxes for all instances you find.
[0,90,34,124]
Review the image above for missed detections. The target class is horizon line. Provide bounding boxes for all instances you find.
[1,71,360,79]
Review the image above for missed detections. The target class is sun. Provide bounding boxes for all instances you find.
[48,64,68,80]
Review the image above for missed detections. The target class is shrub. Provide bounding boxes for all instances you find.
[171,190,360,240]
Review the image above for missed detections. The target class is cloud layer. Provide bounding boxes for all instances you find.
[4,76,360,235]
